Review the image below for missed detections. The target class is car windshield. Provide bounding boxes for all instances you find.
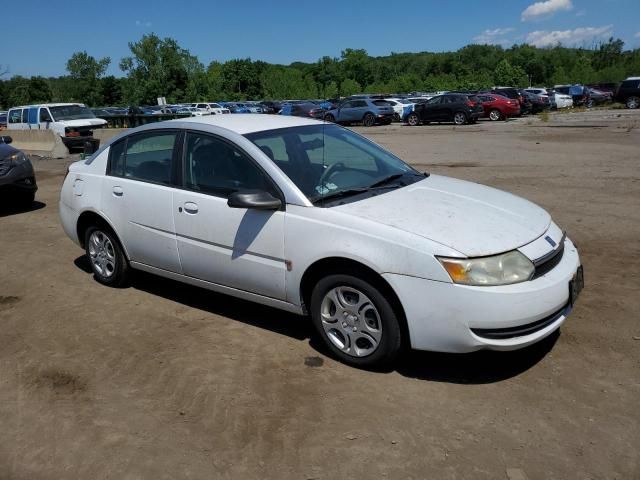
[245,124,422,205]
[49,105,96,121]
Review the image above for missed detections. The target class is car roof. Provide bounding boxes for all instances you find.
[11,103,84,109]
[164,113,324,134]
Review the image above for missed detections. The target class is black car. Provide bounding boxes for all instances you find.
[519,90,551,113]
[615,78,640,109]
[0,136,37,206]
[405,94,483,126]
[259,101,282,114]
[279,102,326,119]
[0,112,7,129]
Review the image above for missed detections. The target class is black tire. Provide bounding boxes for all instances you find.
[310,274,402,368]
[324,113,335,122]
[406,112,420,126]
[84,225,130,287]
[586,99,594,108]
[362,112,376,127]
[626,96,639,109]
[489,109,502,121]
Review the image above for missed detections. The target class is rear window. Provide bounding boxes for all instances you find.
[372,100,392,106]
[622,80,640,89]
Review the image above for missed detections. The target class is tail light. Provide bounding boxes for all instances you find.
[465,100,475,107]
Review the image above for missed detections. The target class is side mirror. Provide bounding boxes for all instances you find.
[227,190,282,210]
[0,136,12,144]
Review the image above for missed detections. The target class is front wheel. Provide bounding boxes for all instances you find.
[626,96,639,109]
[453,111,467,125]
[362,112,375,127]
[310,274,402,368]
[406,112,420,126]
[324,113,336,122]
[84,225,130,287]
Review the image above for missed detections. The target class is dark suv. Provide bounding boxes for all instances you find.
[615,78,640,109]
[405,94,483,126]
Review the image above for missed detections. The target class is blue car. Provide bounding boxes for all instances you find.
[324,98,395,126]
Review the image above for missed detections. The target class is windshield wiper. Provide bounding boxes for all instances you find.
[310,188,369,204]
[368,173,406,188]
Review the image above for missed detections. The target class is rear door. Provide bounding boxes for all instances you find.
[337,101,355,122]
[101,130,182,273]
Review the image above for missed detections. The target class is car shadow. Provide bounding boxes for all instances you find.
[72,255,559,382]
[0,200,46,217]
[394,331,559,384]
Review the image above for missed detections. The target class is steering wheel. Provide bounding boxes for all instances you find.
[318,162,345,187]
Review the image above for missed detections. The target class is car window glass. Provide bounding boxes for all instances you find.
[108,139,127,176]
[22,109,29,123]
[427,97,442,105]
[184,132,275,197]
[341,101,353,109]
[122,132,176,184]
[39,108,52,122]
[9,110,22,123]
[373,100,391,106]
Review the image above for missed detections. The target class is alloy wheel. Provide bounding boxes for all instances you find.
[453,112,466,125]
[88,230,116,278]
[320,286,382,358]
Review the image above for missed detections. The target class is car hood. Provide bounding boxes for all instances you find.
[56,118,107,127]
[334,175,550,257]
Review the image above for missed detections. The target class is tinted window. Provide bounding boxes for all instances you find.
[427,97,442,105]
[22,109,29,123]
[111,132,177,184]
[340,101,354,109]
[353,100,367,107]
[184,132,275,197]
[108,139,127,176]
[373,100,392,106]
[39,108,53,122]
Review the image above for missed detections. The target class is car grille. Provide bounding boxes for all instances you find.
[532,234,566,279]
[471,302,569,340]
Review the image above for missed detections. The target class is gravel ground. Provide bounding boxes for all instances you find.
[1,109,639,479]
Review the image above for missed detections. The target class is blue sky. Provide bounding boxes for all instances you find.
[3,0,640,77]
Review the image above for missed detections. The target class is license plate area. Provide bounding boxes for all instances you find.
[569,265,584,306]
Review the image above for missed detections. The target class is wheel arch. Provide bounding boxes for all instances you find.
[299,256,411,347]
[76,210,129,259]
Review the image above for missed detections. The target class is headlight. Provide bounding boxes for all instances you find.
[437,250,534,286]
[5,152,29,166]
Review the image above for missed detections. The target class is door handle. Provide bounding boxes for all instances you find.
[112,186,123,197]
[183,202,198,214]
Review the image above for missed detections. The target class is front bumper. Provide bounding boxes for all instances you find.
[0,161,38,193]
[383,236,582,353]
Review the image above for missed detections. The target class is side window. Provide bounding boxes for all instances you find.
[39,108,53,122]
[427,97,442,105]
[22,109,29,123]
[113,132,177,184]
[341,101,353,109]
[354,100,367,107]
[184,132,275,197]
[108,139,127,176]
[9,110,22,124]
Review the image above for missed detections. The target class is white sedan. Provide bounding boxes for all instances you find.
[59,115,583,368]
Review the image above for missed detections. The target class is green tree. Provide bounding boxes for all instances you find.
[100,76,124,105]
[493,59,527,87]
[27,76,53,103]
[66,51,110,106]
[120,33,194,104]
[341,49,372,88]
[339,78,361,97]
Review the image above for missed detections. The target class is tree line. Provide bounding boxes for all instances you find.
[1,34,639,109]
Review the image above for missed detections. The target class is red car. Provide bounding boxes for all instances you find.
[476,94,521,121]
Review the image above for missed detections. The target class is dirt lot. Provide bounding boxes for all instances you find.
[1,109,639,479]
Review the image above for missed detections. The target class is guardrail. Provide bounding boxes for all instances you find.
[101,113,192,129]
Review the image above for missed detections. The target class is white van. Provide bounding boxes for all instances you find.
[6,103,107,148]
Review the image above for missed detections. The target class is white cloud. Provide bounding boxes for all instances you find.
[575,9,586,17]
[474,28,515,44]
[522,0,573,21]
[526,25,613,47]
[135,20,152,27]
[635,32,640,38]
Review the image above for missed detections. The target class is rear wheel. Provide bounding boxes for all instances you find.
[453,111,467,125]
[310,274,402,368]
[84,225,130,287]
[626,96,639,109]
[324,113,335,122]
[489,109,502,121]
[406,112,420,126]
[362,113,376,127]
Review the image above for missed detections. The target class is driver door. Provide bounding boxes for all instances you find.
[172,131,287,300]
